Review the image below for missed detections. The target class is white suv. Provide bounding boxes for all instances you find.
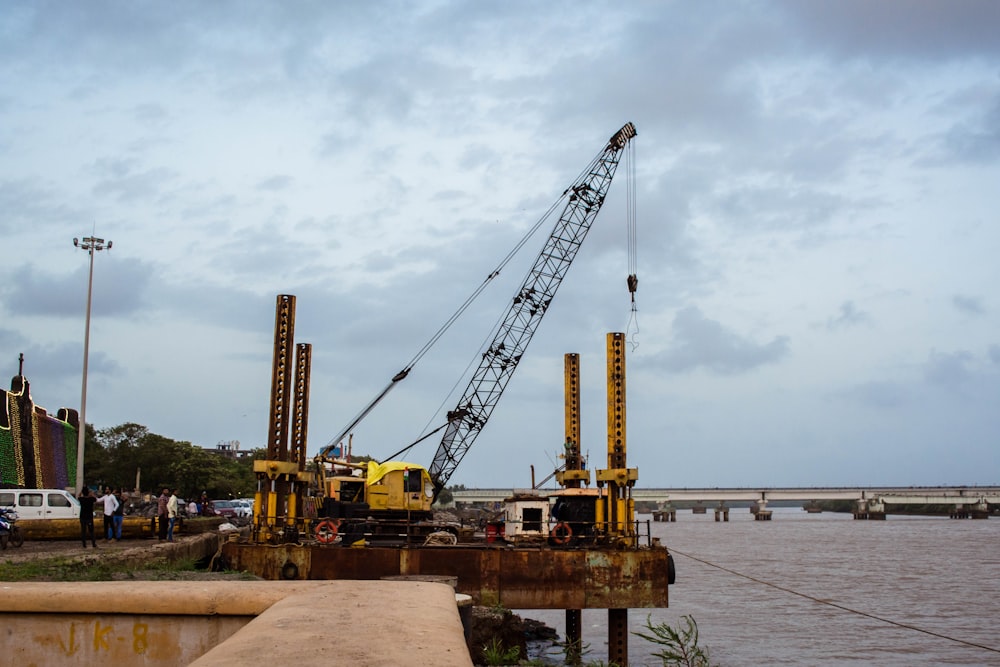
[232,499,253,518]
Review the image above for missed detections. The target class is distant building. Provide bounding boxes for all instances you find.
[207,440,255,460]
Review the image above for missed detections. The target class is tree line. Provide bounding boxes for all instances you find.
[82,422,259,501]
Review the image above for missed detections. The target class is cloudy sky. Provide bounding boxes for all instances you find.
[2,1,998,489]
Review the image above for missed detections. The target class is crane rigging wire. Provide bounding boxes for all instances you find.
[323,186,572,454]
[416,139,639,451]
[625,137,640,351]
[322,128,632,457]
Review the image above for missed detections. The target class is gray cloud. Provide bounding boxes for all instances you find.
[133,103,169,125]
[256,175,292,192]
[923,349,974,388]
[839,380,909,409]
[826,301,871,330]
[938,90,1000,165]
[91,159,178,203]
[952,294,985,316]
[1,257,152,319]
[779,1,1000,61]
[655,306,790,374]
[0,179,87,234]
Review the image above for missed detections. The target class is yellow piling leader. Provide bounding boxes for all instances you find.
[595,332,638,544]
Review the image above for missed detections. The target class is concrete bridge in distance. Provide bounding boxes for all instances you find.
[450,486,1000,518]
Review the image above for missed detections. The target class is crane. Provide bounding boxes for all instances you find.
[315,122,638,514]
[427,122,637,496]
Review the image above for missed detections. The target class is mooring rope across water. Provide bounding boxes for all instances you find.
[669,547,1000,656]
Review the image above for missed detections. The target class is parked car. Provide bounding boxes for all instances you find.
[211,500,240,519]
[231,499,253,518]
[0,489,80,520]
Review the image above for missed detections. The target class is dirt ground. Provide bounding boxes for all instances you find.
[0,533,256,581]
[1,534,180,562]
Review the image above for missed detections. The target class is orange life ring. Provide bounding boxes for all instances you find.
[315,519,339,544]
[550,522,573,545]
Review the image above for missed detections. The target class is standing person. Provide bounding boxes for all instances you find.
[157,487,170,541]
[166,489,179,542]
[97,486,119,541]
[77,487,98,548]
[112,488,125,541]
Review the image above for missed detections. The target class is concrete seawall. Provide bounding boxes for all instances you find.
[2,580,473,666]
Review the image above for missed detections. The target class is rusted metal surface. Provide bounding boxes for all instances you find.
[290,342,311,470]
[608,608,629,666]
[267,295,295,460]
[221,542,669,609]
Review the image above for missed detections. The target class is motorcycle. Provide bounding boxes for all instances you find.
[0,507,24,549]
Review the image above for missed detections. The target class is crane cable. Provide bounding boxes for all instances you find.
[411,148,615,445]
[325,138,620,454]
[403,189,568,373]
[326,187,573,454]
[669,546,1000,656]
[625,138,640,351]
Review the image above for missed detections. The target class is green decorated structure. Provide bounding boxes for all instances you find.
[1,374,79,489]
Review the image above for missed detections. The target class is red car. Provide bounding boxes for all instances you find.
[211,500,239,519]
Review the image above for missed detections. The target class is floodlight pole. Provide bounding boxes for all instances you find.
[73,235,112,493]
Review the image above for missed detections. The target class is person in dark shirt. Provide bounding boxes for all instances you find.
[157,487,170,541]
[77,487,98,548]
[112,488,125,540]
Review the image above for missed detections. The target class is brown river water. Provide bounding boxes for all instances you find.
[521,508,1000,666]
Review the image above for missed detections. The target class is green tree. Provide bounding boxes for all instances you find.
[168,445,226,499]
[80,422,104,487]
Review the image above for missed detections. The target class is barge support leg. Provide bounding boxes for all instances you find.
[608,608,628,666]
[565,609,582,665]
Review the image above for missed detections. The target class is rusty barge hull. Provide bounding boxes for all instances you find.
[221,542,670,609]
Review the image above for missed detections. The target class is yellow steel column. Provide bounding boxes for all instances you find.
[255,295,297,543]
[559,351,588,664]
[287,342,314,531]
[598,333,638,667]
[557,352,590,488]
[596,332,638,539]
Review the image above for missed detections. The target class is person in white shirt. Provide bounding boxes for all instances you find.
[96,487,119,541]
[167,490,179,542]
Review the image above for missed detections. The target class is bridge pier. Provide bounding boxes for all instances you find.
[714,503,729,522]
[970,501,991,519]
[854,498,886,520]
[751,499,772,520]
[652,506,676,522]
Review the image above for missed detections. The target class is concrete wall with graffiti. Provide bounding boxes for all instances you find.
[1,375,79,489]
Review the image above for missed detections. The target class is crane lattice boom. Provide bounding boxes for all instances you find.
[429,122,637,493]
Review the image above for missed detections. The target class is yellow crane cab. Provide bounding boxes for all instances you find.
[319,459,435,522]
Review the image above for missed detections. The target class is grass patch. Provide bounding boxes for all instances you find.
[0,555,227,582]
[0,556,117,581]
